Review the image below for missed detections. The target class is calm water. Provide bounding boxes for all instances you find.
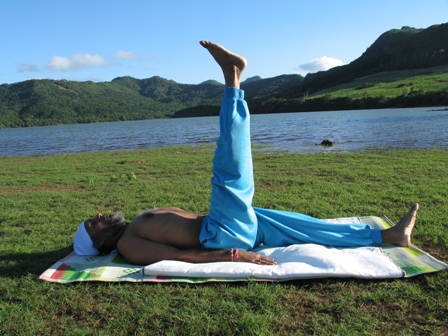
[1,107,447,157]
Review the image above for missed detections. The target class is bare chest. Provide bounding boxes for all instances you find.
[124,213,204,249]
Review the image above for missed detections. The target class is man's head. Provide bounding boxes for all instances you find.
[74,212,127,256]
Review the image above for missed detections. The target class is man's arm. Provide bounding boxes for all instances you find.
[117,236,276,265]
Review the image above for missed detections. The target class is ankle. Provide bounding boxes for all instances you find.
[223,67,241,88]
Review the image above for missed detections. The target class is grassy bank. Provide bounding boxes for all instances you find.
[1,147,447,335]
[314,65,448,100]
[254,67,448,114]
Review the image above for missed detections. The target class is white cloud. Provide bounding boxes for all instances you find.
[18,63,39,73]
[113,50,153,60]
[47,56,77,71]
[46,53,109,71]
[295,56,344,76]
[44,50,152,73]
[113,50,139,60]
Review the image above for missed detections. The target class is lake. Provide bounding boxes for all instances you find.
[1,107,447,157]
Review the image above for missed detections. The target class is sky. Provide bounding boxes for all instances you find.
[1,0,447,86]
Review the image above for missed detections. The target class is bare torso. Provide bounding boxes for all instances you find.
[116,207,207,264]
[123,207,205,249]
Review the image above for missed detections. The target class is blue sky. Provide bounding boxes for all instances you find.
[1,0,447,86]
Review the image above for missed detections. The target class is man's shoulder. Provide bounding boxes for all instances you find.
[136,207,160,217]
[129,209,157,225]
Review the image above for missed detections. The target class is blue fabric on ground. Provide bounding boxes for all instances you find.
[254,207,382,247]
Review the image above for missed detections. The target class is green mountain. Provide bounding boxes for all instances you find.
[172,74,303,118]
[302,23,448,93]
[0,23,447,128]
[0,73,302,127]
[249,23,448,114]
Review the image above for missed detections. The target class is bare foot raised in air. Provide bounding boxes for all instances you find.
[200,40,247,88]
[381,203,419,247]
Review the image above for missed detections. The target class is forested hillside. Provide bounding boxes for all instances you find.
[248,23,448,114]
[302,23,448,93]
[0,73,301,127]
[0,23,447,128]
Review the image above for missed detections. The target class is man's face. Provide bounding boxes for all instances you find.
[84,213,127,253]
[85,213,114,242]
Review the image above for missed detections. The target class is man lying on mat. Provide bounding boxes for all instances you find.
[74,41,419,266]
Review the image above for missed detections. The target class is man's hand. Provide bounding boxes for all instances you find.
[236,251,277,265]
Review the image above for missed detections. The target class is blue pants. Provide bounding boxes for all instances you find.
[199,88,382,251]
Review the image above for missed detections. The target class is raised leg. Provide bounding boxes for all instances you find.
[199,41,257,250]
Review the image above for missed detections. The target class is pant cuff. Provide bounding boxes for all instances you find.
[371,228,382,244]
[224,87,244,100]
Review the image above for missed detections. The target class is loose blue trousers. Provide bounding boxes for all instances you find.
[199,88,382,251]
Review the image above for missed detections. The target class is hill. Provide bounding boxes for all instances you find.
[172,74,303,118]
[258,65,448,114]
[301,23,448,93]
[0,23,447,128]
[249,23,448,114]
[0,74,301,127]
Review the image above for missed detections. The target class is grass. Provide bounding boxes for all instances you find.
[1,146,447,335]
[311,66,448,100]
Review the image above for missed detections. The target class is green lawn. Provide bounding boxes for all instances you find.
[312,66,448,100]
[1,146,447,335]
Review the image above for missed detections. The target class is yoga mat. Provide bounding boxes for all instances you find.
[39,216,447,283]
